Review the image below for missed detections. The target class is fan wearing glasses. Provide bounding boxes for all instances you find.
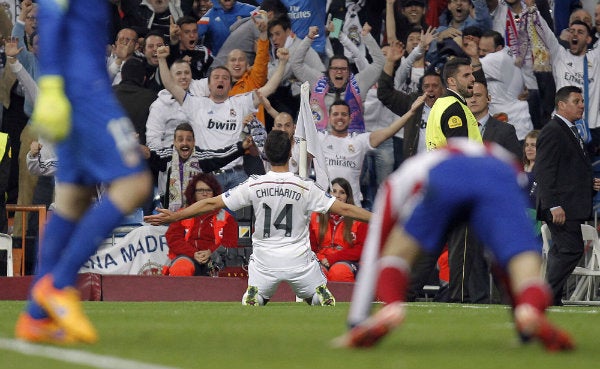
[291,24,386,133]
[163,172,239,276]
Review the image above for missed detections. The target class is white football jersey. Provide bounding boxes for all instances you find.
[182,92,257,169]
[222,171,335,270]
[533,10,600,129]
[319,131,373,205]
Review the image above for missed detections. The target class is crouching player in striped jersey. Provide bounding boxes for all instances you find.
[145,130,372,306]
[334,138,574,351]
[14,0,152,344]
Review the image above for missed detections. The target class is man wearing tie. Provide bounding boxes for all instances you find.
[535,85,600,305]
[468,81,521,159]
[465,80,521,302]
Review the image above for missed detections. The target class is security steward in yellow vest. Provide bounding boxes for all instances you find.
[419,58,485,303]
[0,132,11,233]
[425,89,482,151]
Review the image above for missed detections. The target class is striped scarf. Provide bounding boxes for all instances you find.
[168,149,201,211]
[519,5,552,72]
[311,74,364,133]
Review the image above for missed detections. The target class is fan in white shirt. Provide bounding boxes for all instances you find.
[319,98,426,206]
[523,1,600,130]
[156,44,290,189]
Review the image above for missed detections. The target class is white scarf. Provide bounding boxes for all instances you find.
[168,149,201,211]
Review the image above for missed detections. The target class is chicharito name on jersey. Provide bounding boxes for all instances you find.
[256,187,302,200]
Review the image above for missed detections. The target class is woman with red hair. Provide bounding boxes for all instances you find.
[164,173,238,276]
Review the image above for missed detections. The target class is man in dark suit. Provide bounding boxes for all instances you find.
[468,81,521,158]
[462,80,523,302]
[535,85,600,305]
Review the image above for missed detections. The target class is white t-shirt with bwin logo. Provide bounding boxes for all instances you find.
[182,92,257,169]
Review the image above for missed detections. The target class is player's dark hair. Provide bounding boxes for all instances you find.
[408,26,423,35]
[474,79,489,91]
[264,130,291,166]
[144,30,166,42]
[555,85,582,108]
[462,26,483,39]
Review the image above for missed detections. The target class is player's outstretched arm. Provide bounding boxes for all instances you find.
[329,200,371,223]
[144,195,227,225]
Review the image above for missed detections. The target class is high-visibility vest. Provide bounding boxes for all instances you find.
[425,94,481,151]
[0,132,10,161]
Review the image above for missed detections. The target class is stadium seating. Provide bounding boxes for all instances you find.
[541,223,600,305]
[564,224,600,305]
[5,204,47,275]
[0,233,13,277]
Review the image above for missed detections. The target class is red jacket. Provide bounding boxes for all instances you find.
[229,38,269,124]
[309,212,367,265]
[165,209,238,260]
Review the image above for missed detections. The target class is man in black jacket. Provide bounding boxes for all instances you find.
[113,57,158,145]
[535,85,600,305]
[467,81,521,158]
[463,80,522,302]
[167,16,213,80]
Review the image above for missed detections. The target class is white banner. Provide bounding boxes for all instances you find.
[79,225,170,275]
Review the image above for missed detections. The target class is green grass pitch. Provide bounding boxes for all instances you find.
[1,301,599,369]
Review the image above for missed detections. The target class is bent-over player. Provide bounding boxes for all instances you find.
[334,138,574,351]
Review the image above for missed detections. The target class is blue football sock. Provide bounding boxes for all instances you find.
[27,213,77,319]
[52,197,125,289]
